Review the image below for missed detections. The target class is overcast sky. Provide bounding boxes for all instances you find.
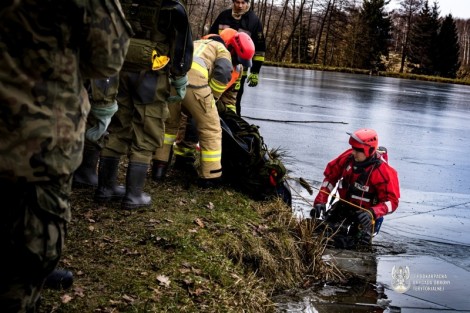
[387,0,470,19]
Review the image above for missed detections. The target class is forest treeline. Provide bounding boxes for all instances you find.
[185,0,470,79]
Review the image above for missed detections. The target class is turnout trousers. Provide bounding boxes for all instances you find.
[154,84,222,179]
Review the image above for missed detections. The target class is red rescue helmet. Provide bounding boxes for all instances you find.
[227,32,255,68]
[348,128,378,158]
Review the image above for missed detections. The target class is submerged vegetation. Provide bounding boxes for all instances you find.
[38,166,346,312]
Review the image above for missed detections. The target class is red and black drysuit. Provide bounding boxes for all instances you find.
[314,149,400,247]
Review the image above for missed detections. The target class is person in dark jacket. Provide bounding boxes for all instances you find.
[209,0,266,116]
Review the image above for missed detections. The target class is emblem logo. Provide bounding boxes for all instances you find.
[391,265,411,293]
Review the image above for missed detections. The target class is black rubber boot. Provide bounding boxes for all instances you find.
[152,146,173,182]
[73,145,100,188]
[173,155,196,173]
[43,268,74,290]
[151,160,169,182]
[122,162,152,210]
[197,177,223,189]
[94,156,125,203]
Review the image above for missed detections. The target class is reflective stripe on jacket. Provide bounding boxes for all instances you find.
[187,39,232,99]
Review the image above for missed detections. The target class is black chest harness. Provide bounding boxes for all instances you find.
[342,155,382,205]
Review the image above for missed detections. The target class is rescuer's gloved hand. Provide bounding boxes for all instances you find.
[247,72,259,87]
[86,101,118,143]
[234,81,241,91]
[167,74,188,103]
[356,208,375,230]
[310,203,326,219]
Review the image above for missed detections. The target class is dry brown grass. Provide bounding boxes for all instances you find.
[38,166,344,313]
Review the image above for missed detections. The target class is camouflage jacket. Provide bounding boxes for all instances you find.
[0,0,131,182]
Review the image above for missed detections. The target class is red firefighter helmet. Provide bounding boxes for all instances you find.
[227,32,255,68]
[348,128,379,158]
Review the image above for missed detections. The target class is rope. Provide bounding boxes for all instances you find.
[242,116,348,124]
[285,177,314,210]
[287,176,375,244]
[386,201,470,220]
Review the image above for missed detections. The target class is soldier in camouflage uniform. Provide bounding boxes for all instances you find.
[73,76,121,189]
[95,0,193,209]
[0,1,131,311]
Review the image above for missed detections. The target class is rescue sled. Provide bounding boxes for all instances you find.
[219,110,292,206]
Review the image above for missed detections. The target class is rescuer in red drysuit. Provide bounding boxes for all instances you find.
[311,128,400,248]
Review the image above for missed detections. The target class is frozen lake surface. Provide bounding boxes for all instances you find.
[241,67,470,312]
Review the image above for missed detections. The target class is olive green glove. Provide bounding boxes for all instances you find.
[167,74,188,103]
[247,72,259,87]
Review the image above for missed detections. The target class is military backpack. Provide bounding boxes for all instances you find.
[121,0,164,68]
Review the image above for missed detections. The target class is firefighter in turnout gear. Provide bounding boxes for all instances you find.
[96,0,193,209]
[209,0,266,116]
[311,129,400,249]
[152,30,255,187]
[174,0,264,171]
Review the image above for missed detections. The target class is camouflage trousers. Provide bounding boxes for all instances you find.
[0,176,71,312]
[154,84,222,179]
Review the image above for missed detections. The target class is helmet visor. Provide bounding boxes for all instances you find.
[347,131,371,147]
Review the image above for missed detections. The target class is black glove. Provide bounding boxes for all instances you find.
[356,209,375,229]
[310,203,326,218]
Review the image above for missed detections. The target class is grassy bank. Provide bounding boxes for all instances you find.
[266,61,470,86]
[38,166,344,313]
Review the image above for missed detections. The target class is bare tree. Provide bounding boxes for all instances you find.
[268,0,290,59]
[280,0,308,60]
[303,0,316,63]
[456,19,470,69]
[397,0,423,72]
[182,0,470,76]
[313,0,332,63]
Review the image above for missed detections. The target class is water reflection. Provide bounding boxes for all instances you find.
[247,67,470,194]
[275,253,470,312]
